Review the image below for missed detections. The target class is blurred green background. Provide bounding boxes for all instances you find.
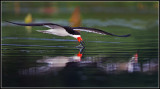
[2,1,159,87]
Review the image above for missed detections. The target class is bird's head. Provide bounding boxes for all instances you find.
[77,37,85,46]
[72,35,85,47]
[77,37,83,43]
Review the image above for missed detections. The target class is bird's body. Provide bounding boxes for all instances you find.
[37,27,72,36]
[6,21,131,47]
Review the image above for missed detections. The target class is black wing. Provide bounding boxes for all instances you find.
[5,21,64,29]
[73,27,131,37]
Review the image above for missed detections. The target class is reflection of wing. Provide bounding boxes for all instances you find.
[6,21,64,29]
[73,27,131,37]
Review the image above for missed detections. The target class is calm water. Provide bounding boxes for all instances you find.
[2,2,158,87]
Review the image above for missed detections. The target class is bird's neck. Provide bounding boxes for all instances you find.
[72,35,81,39]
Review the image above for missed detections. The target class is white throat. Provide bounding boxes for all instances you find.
[71,35,81,39]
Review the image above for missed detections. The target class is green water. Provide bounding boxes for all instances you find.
[2,2,158,87]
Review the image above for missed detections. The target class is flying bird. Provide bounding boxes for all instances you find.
[6,21,131,47]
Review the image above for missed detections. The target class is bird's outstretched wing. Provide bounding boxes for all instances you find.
[5,21,64,29]
[73,27,131,37]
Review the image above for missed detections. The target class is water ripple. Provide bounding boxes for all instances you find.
[2,37,125,44]
[2,37,76,42]
[2,44,66,48]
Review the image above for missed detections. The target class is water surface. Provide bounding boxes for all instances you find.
[2,2,158,87]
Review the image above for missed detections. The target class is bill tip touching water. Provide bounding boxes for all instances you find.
[5,21,131,48]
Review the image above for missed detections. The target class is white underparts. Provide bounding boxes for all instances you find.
[37,29,70,36]
[36,29,81,39]
[71,35,81,39]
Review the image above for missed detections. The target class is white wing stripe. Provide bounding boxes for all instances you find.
[44,25,52,28]
[73,29,105,35]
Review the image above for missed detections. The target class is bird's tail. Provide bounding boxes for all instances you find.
[36,30,46,33]
[36,30,50,34]
[111,34,131,37]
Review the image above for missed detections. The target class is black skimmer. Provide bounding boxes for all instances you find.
[19,47,85,75]
[6,21,131,47]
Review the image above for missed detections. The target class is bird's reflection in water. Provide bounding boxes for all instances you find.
[19,48,85,75]
[127,52,158,73]
[127,52,139,73]
[97,51,158,74]
[19,49,158,75]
